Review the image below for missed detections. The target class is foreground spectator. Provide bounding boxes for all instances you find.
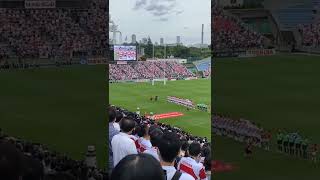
[113,110,123,132]
[143,127,163,161]
[111,117,138,167]
[0,129,106,179]
[108,107,119,172]
[136,124,152,153]
[0,141,25,180]
[110,154,164,180]
[108,106,211,179]
[158,132,195,180]
[178,142,207,180]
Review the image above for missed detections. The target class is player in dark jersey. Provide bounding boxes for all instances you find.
[244,141,253,158]
[289,135,295,155]
[294,136,302,157]
[283,134,289,154]
[277,131,284,152]
[302,138,309,159]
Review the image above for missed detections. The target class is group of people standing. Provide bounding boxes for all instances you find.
[108,106,211,180]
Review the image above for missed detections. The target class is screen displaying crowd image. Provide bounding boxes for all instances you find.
[114,45,137,61]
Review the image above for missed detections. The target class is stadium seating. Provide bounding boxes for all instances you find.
[212,4,265,51]
[193,57,211,77]
[299,22,320,47]
[0,0,107,59]
[109,61,195,81]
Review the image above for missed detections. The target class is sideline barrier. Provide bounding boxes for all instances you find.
[245,49,276,57]
[215,49,276,58]
[87,58,107,65]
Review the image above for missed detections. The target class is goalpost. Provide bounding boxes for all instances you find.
[152,69,166,85]
[152,78,166,85]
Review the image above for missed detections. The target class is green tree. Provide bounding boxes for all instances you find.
[145,37,153,58]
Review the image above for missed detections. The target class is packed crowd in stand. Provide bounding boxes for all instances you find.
[109,61,195,81]
[212,114,271,150]
[212,4,264,51]
[0,128,107,180]
[299,22,320,47]
[0,0,107,60]
[109,106,211,180]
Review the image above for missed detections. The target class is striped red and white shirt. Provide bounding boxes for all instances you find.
[177,157,207,180]
[137,137,152,153]
[129,135,140,151]
[143,147,159,161]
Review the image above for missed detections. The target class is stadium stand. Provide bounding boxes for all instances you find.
[108,106,211,179]
[272,3,313,30]
[0,128,107,180]
[0,1,108,179]
[193,57,211,77]
[109,61,195,81]
[0,0,107,68]
[299,22,320,47]
[212,3,265,52]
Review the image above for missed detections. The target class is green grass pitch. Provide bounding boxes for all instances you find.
[109,79,211,140]
[213,54,320,180]
[0,65,107,169]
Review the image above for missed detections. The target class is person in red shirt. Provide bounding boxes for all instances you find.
[178,142,207,180]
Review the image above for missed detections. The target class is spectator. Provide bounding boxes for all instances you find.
[203,154,211,180]
[108,107,119,172]
[111,117,138,167]
[113,110,123,132]
[178,142,207,180]
[109,106,211,179]
[23,155,44,180]
[143,127,163,161]
[136,124,152,153]
[110,154,165,180]
[158,132,195,180]
[0,141,24,180]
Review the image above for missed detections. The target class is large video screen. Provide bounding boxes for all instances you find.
[114,45,137,61]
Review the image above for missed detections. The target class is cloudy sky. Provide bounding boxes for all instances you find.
[110,0,211,45]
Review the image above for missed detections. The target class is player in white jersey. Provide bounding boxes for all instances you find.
[178,142,207,180]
